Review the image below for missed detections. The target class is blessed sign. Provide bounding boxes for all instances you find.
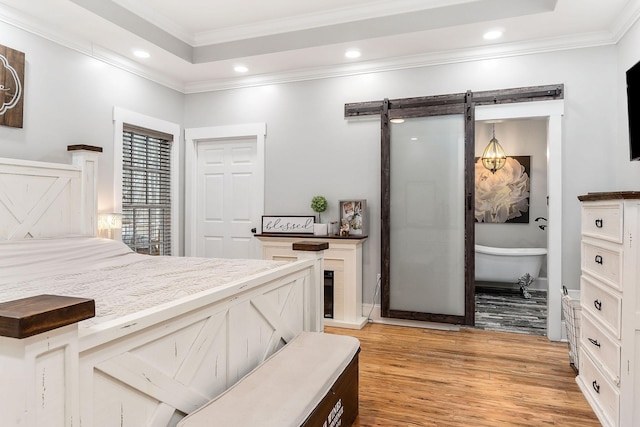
[261,216,314,234]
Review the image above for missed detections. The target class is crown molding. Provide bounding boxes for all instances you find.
[0,5,186,93]
[111,0,196,45]
[0,2,631,96]
[69,0,193,62]
[193,0,476,46]
[184,31,617,94]
[100,0,479,47]
[610,0,640,43]
[90,45,186,93]
[0,4,93,55]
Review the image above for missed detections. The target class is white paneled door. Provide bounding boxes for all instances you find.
[194,136,262,259]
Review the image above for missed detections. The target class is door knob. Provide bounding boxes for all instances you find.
[251,227,257,233]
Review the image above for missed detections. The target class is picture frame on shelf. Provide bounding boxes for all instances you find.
[339,200,367,236]
[261,215,315,234]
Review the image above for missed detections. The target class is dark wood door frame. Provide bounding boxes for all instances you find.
[345,84,563,326]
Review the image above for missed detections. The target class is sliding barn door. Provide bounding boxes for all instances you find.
[387,114,468,321]
[346,85,564,327]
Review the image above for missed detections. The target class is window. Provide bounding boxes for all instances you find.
[122,124,172,255]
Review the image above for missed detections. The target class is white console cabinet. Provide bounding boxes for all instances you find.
[577,193,640,427]
[256,235,368,329]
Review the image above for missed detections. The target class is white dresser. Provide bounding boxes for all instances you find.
[577,193,640,427]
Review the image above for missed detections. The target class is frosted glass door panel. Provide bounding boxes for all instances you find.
[389,115,466,316]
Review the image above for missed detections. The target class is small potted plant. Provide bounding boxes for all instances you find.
[311,195,328,235]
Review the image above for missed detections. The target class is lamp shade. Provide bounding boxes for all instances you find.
[97,213,122,231]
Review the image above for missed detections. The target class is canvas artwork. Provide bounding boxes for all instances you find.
[475,156,531,224]
[0,44,25,128]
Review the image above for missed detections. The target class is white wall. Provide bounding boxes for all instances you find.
[0,21,184,217]
[185,46,619,304]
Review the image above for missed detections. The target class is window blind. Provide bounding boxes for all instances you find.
[122,127,172,256]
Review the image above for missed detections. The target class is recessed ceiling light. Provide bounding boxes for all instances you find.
[234,65,249,73]
[390,118,405,124]
[483,29,504,40]
[133,49,150,59]
[345,49,361,59]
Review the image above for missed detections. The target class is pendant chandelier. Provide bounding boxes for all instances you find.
[481,124,507,173]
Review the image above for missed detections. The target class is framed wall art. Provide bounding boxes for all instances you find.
[475,156,530,223]
[339,199,367,236]
[0,44,25,128]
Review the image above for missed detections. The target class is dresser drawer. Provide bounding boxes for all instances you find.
[582,241,623,292]
[582,202,623,243]
[580,312,621,383]
[578,351,620,427]
[580,275,622,339]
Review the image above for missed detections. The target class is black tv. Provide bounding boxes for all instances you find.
[627,60,640,160]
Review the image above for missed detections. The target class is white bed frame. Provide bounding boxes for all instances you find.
[0,151,324,427]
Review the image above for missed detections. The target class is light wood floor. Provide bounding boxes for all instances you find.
[325,323,600,427]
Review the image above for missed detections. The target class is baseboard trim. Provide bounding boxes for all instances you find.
[361,304,461,331]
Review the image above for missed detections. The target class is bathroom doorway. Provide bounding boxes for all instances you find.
[473,119,549,336]
[475,101,565,340]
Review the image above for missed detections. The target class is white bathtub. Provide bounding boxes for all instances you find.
[475,244,547,284]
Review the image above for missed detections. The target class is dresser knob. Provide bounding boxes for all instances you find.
[595,255,603,265]
[595,218,603,228]
[592,380,600,394]
[588,338,601,348]
[594,299,602,311]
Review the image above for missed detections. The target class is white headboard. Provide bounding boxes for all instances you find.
[0,147,100,240]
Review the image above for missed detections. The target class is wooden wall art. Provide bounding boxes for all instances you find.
[0,44,25,128]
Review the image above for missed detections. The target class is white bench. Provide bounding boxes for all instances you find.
[178,332,360,427]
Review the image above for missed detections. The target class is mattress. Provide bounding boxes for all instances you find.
[0,237,287,327]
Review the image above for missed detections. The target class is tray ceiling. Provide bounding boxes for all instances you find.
[0,0,637,92]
